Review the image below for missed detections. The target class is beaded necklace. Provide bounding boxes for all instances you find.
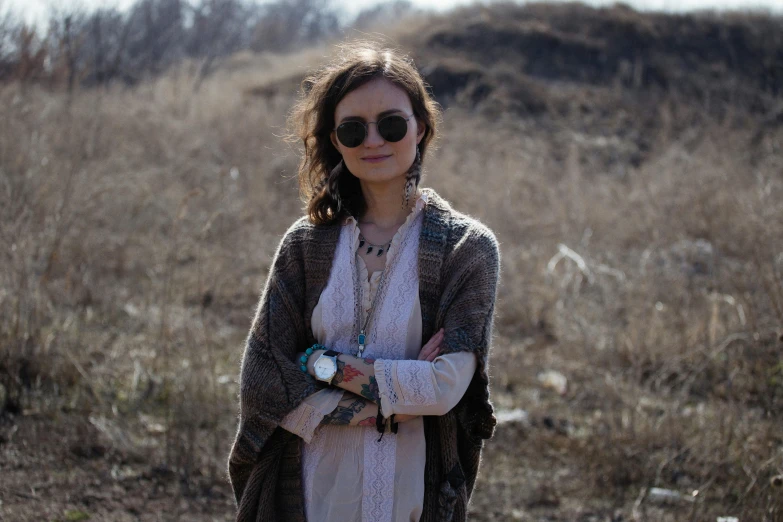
[358,233,392,257]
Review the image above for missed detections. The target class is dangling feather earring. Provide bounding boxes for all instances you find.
[402,147,422,209]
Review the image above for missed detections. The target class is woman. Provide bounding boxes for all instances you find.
[227,42,500,522]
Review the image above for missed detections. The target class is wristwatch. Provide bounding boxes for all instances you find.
[313,350,341,385]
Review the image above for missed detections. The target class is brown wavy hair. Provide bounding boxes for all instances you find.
[288,42,441,225]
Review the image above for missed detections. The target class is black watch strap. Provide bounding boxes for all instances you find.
[323,350,340,357]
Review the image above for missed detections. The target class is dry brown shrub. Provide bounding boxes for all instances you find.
[1,12,782,520]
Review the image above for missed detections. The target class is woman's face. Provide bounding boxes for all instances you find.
[331,77,425,186]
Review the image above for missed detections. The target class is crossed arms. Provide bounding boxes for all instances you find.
[279,329,477,441]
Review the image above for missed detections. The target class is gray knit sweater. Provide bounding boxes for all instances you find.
[228,188,500,522]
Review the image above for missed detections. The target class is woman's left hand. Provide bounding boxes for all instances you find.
[418,328,444,362]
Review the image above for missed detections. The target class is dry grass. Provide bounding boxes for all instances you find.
[1,9,783,521]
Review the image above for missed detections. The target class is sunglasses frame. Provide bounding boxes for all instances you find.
[334,113,415,148]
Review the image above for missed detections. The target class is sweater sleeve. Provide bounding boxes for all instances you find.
[374,352,477,417]
[227,219,315,506]
[439,227,501,441]
[278,388,344,443]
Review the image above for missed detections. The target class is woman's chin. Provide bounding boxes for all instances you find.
[355,166,405,184]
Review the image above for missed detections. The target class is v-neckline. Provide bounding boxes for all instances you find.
[356,253,384,284]
[303,187,449,349]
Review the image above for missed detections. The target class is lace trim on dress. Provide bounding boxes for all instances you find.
[357,206,425,521]
[304,191,429,522]
[362,427,396,522]
[382,360,399,406]
[320,217,359,355]
[302,427,324,514]
[395,360,438,407]
[368,215,423,361]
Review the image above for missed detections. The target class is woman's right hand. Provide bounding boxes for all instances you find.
[418,327,444,362]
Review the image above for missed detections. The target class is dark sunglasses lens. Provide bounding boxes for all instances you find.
[378,115,409,142]
[336,122,365,148]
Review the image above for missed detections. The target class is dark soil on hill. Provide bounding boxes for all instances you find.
[414,2,783,115]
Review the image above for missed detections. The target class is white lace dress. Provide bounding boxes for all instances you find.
[279,190,477,522]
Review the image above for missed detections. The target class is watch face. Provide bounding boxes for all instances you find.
[314,357,337,380]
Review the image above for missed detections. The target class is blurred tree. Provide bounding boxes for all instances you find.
[185,0,252,89]
[0,0,19,81]
[250,0,340,53]
[14,25,47,84]
[0,0,434,88]
[87,8,132,87]
[124,0,185,80]
[45,8,82,92]
[351,0,415,31]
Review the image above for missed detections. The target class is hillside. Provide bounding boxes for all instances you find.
[249,3,783,174]
[1,3,782,521]
[416,3,783,111]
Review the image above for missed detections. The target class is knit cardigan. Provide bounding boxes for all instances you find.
[227,188,500,522]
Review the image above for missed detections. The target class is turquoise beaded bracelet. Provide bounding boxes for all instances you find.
[300,344,326,373]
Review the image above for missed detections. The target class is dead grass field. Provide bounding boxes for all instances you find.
[2,5,783,521]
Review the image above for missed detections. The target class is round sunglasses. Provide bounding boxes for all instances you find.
[334,113,414,148]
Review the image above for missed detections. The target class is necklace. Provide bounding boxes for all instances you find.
[358,233,392,257]
[352,225,411,357]
[353,260,387,357]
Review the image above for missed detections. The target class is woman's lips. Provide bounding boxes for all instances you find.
[361,155,391,163]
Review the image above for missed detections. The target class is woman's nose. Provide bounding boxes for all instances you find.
[364,122,385,147]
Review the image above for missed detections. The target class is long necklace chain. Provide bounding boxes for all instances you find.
[352,226,410,357]
[352,193,421,357]
[352,257,388,357]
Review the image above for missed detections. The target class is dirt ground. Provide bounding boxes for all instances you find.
[0,336,695,522]
[0,411,235,522]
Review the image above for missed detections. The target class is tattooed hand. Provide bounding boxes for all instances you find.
[321,397,367,425]
[321,394,379,427]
